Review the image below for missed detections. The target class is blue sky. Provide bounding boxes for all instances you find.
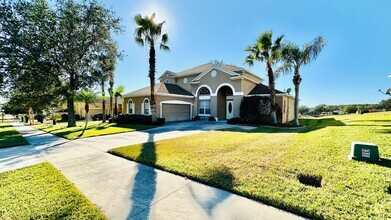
[103,0,391,107]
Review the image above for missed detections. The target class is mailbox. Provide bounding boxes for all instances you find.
[348,142,380,162]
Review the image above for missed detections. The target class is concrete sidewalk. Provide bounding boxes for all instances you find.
[1,122,305,220]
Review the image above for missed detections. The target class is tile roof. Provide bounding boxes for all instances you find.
[248,84,285,95]
[123,83,194,97]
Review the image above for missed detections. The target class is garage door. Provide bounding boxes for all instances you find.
[162,104,190,122]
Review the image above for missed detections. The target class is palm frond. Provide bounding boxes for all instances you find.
[160,44,170,51]
[135,37,144,46]
[161,33,169,44]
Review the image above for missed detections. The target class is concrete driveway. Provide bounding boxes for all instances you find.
[0,121,304,220]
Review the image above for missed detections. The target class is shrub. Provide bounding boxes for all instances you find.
[192,115,200,121]
[208,116,216,121]
[114,114,153,125]
[227,117,242,125]
[155,118,165,126]
[36,114,45,123]
[240,96,282,125]
[61,114,82,121]
[297,173,323,188]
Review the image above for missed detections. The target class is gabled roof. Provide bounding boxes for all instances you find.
[123,83,193,98]
[248,84,285,95]
[173,63,245,78]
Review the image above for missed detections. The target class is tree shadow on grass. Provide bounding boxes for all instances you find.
[127,134,157,220]
[224,118,346,134]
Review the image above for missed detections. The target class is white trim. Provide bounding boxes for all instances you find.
[160,100,193,120]
[141,98,151,115]
[247,93,291,97]
[194,85,213,97]
[198,114,211,117]
[155,92,194,98]
[192,66,240,82]
[199,96,211,100]
[230,75,259,84]
[216,83,236,95]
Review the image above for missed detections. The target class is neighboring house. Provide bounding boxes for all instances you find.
[123,63,294,123]
[75,97,124,117]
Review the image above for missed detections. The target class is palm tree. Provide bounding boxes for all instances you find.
[281,36,326,126]
[76,89,100,137]
[244,31,284,125]
[134,13,169,119]
[108,72,114,118]
[113,85,124,117]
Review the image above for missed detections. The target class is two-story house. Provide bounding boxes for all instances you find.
[123,63,295,123]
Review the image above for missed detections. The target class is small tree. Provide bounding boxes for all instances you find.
[113,85,124,117]
[76,89,100,137]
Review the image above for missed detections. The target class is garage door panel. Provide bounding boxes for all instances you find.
[162,104,190,122]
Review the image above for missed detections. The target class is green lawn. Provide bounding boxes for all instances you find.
[109,112,391,220]
[0,123,29,148]
[35,121,155,140]
[0,163,106,219]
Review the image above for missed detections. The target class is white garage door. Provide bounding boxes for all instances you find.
[162,104,191,122]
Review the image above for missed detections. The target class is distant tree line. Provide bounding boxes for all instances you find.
[299,98,391,115]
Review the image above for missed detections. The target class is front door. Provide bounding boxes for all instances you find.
[226,100,234,119]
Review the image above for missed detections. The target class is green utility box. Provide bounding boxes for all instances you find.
[348,142,380,162]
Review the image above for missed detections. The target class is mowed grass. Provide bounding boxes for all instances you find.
[0,123,29,148]
[109,112,391,220]
[0,163,106,219]
[35,121,155,140]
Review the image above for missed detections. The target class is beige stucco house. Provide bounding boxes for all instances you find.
[75,97,124,118]
[123,63,295,123]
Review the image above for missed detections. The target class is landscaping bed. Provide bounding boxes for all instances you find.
[0,122,29,148]
[109,112,391,219]
[34,121,155,140]
[0,163,106,219]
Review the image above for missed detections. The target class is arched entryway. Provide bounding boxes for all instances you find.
[216,85,234,120]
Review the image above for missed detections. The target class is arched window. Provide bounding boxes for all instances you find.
[165,79,170,83]
[198,87,211,116]
[142,98,150,115]
[199,87,210,95]
[128,99,135,114]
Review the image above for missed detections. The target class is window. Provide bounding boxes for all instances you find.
[143,99,150,115]
[165,79,170,83]
[199,87,210,95]
[128,99,135,114]
[199,100,211,115]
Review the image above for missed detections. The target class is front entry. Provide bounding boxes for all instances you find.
[226,100,234,119]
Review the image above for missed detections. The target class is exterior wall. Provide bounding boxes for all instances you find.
[123,96,149,115]
[242,71,263,84]
[275,95,295,123]
[75,101,121,117]
[174,76,197,92]
[240,79,257,96]
[191,69,241,95]
[160,73,174,84]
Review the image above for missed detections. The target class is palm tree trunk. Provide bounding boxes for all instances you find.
[149,44,156,119]
[293,70,302,126]
[67,73,76,127]
[266,62,277,125]
[109,77,114,119]
[80,103,89,137]
[101,80,106,123]
[114,97,118,116]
